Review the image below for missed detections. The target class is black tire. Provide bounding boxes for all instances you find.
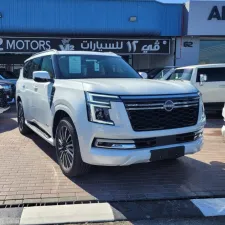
[55,117,90,177]
[17,101,32,135]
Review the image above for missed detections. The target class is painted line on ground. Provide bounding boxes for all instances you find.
[20,203,114,225]
[13,198,225,225]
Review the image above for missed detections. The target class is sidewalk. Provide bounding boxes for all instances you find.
[1,198,225,225]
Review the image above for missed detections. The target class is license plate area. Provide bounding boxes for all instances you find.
[150,146,185,162]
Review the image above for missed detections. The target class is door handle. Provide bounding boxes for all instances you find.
[34,86,38,91]
[22,85,25,89]
[219,85,225,88]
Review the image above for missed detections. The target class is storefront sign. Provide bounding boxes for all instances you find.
[208,6,225,20]
[187,1,225,36]
[0,37,170,54]
[183,41,193,47]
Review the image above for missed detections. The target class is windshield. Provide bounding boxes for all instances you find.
[167,69,193,81]
[154,68,172,79]
[57,55,140,79]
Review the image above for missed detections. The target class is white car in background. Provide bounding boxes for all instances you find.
[162,64,225,112]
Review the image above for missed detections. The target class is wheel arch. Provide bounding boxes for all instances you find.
[52,106,74,139]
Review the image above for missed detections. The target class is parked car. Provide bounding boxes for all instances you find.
[0,80,16,103]
[16,50,206,177]
[163,64,225,112]
[153,66,177,80]
[0,69,18,85]
[139,66,176,79]
[0,85,10,114]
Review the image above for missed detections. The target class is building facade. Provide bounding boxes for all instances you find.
[176,0,225,67]
[0,0,183,74]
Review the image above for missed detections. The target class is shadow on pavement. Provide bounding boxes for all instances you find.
[25,130,225,201]
[2,106,225,202]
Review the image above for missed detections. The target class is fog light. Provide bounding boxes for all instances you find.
[94,139,136,149]
[194,130,203,140]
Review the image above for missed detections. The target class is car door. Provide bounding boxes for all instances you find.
[19,60,35,121]
[33,55,55,135]
[195,67,225,103]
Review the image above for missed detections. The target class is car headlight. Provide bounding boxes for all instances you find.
[85,92,120,125]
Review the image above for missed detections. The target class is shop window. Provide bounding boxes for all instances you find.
[196,67,225,82]
[41,56,54,78]
[199,40,225,64]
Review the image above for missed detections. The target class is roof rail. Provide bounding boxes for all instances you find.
[32,49,58,57]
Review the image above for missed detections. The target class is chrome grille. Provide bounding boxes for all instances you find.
[121,93,200,132]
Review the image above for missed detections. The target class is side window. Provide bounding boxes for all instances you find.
[30,57,42,79]
[41,56,54,78]
[197,67,225,82]
[23,58,42,79]
[23,61,32,79]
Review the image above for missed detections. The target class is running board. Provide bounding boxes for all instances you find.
[25,121,54,146]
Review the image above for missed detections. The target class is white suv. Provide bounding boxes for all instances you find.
[16,50,206,177]
[164,64,225,112]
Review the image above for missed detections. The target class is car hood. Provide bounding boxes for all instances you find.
[76,79,198,95]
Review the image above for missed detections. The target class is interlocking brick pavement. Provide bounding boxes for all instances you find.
[0,107,225,205]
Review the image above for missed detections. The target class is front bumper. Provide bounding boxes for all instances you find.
[86,136,203,166]
[72,97,206,166]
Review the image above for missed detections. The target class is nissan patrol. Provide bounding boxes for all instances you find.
[16,50,206,177]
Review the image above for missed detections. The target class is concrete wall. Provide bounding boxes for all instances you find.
[175,37,200,67]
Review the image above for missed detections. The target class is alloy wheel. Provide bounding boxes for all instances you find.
[18,104,24,131]
[57,126,74,170]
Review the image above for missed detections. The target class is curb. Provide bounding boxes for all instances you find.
[1,198,225,225]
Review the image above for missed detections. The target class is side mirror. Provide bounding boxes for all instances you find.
[138,72,148,79]
[33,71,52,82]
[200,74,207,86]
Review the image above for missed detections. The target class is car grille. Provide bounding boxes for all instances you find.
[0,88,8,108]
[121,93,200,132]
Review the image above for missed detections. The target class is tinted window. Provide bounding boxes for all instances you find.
[168,69,193,81]
[197,67,225,82]
[41,56,54,78]
[56,55,140,79]
[23,61,32,79]
[30,57,42,79]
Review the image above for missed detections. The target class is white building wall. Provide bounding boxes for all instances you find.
[175,37,200,67]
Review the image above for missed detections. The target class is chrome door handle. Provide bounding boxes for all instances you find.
[34,86,38,91]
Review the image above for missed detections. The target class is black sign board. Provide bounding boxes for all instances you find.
[0,37,170,55]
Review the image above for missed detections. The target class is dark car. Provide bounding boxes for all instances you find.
[0,85,9,113]
[0,69,18,85]
[0,80,16,103]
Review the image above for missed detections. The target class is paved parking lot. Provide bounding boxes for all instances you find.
[0,107,225,205]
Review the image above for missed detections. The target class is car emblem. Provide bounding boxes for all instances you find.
[164,100,174,112]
